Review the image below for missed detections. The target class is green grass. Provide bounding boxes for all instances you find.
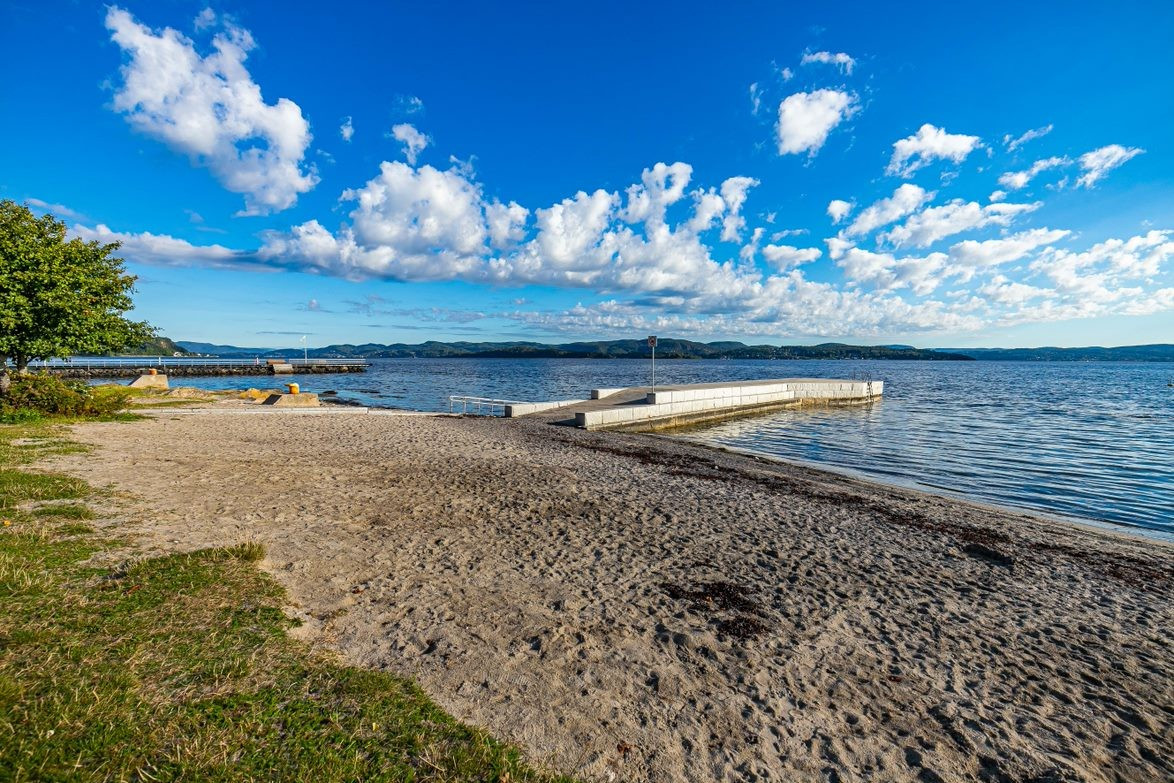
[32,503,95,520]
[0,422,574,783]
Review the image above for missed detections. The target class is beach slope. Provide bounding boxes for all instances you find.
[57,411,1172,783]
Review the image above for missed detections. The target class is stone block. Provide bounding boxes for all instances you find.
[261,392,320,407]
[128,373,169,389]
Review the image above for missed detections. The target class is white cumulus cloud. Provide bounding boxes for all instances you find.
[391,123,429,165]
[827,199,853,223]
[719,176,760,241]
[886,124,982,178]
[844,184,932,237]
[775,89,859,156]
[340,116,354,142]
[762,244,822,269]
[105,6,317,216]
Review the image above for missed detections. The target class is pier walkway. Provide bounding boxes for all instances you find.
[29,357,370,378]
[505,377,882,431]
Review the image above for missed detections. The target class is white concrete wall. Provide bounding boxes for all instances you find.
[590,388,627,399]
[504,399,586,417]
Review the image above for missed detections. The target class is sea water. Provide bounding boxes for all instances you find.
[169,357,1173,538]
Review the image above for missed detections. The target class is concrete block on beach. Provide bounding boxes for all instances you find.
[128,373,169,389]
[261,392,320,407]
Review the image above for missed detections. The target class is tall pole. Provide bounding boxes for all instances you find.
[647,335,657,394]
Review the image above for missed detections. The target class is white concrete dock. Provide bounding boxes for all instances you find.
[505,377,882,431]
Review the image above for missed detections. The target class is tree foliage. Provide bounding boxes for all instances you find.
[0,200,153,372]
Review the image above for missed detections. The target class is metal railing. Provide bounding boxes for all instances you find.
[448,395,526,416]
[27,357,369,369]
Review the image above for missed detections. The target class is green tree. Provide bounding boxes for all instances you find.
[0,200,153,385]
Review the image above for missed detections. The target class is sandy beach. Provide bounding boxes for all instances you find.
[53,409,1172,783]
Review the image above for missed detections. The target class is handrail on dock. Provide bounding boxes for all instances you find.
[448,395,527,416]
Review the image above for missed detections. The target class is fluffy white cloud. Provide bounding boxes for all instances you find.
[886,124,982,178]
[988,190,1007,202]
[844,184,932,237]
[762,244,822,269]
[1076,144,1144,188]
[800,51,856,74]
[105,7,317,215]
[621,162,691,230]
[947,228,1070,281]
[837,247,947,295]
[740,227,765,262]
[391,123,429,165]
[485,200,529,249]
[1003,124,1053,152]
[520,189,618,275]
[719,176,760,241]
[998,156,1069,190]
[775,89,858,156]
[827,199,853,223]
[749,82,762,115]
[978,275,1049,305]
[1033,230,1173,283]
[340,117,354,142]
[193,7,217,30]
[260,161,488,281]
[880,200,1040,248]
[73,223,247,268]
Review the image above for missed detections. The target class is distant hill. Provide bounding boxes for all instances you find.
[939,344,1174,362]
[175,341,277,356]
[178,338,972,361]
[113,336,192,356]
[174,338,1174,362]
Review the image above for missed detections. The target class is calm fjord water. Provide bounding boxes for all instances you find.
[178,358,1173,537]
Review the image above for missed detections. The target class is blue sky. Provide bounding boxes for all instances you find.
[2,1,1172,348]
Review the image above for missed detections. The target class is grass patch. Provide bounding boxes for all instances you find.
[0,469,88,511]
[32,503,95,520]
[0,421,574,782]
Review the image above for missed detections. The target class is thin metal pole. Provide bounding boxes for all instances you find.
[651,343,656,393]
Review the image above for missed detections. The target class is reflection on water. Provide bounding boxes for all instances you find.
[168,357,1173,537]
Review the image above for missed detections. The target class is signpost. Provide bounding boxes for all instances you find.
[647,335,657,393]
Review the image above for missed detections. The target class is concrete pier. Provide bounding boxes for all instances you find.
[505,378,882,431]
[30,359,369,379]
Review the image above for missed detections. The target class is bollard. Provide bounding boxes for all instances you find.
[286,383,300,395]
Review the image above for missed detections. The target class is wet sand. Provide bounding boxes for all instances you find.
[54,409,1172,783]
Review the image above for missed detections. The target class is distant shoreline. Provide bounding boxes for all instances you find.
[167,339,1174,363]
